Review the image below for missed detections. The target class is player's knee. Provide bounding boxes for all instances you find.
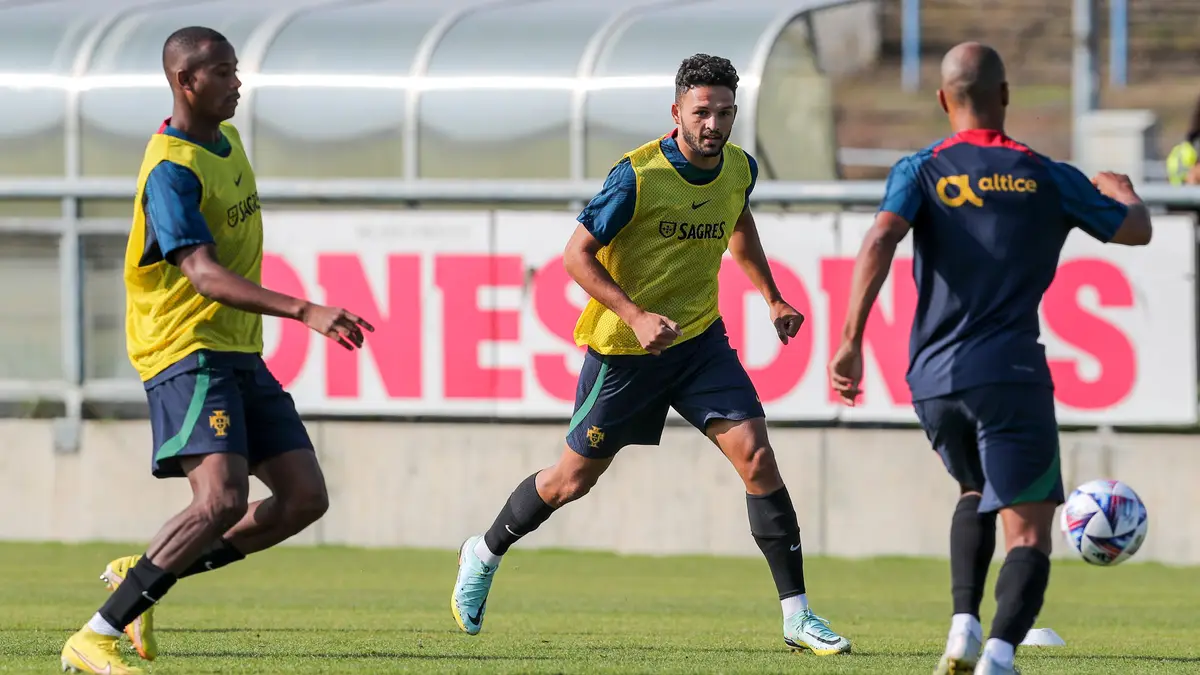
[739,444,783,492]
[1001,501,1056,554]
[198,489,249,533]
[541,467,599,507]
[285,483,329,527]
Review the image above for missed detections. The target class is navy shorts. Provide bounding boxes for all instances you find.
[145,351,313,479]
[566,318,765,458]
[913,383,1064,514]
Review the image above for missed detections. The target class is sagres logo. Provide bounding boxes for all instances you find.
[226,191,261,227]
[937,174,1038,208]
[586,425,605,449]
[658,220,727,240]
[209,410,231,438]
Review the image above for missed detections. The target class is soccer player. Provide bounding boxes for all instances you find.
[828,43,1152,675]
[450,54,852,655]
[60,27,373,675]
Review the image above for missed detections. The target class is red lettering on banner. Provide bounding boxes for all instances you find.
[821,258,916,405]
[1044,259,1136,409]
[261,254,310,388]
[532,256,585,402]
[318,254,422,399]
[719,259,813,402]
[436,255,523,399]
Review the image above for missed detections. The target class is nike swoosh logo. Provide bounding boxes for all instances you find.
[141,591,159,604]
[70,646,112,674]
[467,600,486,625]
[790,543,801,551]
[691,200,710,209]
[814,634,842,645]
[505,525,522,538]
[234,174,243,186]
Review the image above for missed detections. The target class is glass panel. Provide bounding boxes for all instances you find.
[0,90,66,176]
[419,91,570,179]
[0,0,102,74]
[0,234,61,380]
[260,2,453,75]
[594,3,778,76]
[253,88,404,178]
[585,2,781,177]
[584,88,674,178]
[82,235,137,381]
[80,88,177,177]
[755,14,837,181]
[0,202,65,218]
[86,1,285,75]
[80,202,135,219]
[427,2,613,77]
[0,0,92,178]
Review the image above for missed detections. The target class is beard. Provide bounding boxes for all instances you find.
[682,125,726,158]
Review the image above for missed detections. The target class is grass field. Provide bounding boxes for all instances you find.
[2,543,1197,674]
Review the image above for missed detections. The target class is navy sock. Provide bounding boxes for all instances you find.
[748,486,806,600]
[951,494,997,618]
[178,538,245,579]
[483,473,556,556]
[98,556,176,631]
[989,546,1051,646]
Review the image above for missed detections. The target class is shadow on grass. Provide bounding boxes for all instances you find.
[164,651,558,661]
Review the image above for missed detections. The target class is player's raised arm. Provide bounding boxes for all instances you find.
[1047,161,1152,246]
[1089,171,1152,246]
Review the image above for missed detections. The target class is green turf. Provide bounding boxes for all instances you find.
[2,543,1197,673]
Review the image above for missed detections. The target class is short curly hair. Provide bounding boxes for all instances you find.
[675,53,739,100]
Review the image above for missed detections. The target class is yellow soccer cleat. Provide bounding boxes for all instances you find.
[60,626,144,674]
[100,556,157,661]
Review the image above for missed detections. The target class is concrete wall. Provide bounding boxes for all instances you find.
[1,420,1196,565]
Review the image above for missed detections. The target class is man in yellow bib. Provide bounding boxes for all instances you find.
[452,54,852,655]
[61,27,372,675]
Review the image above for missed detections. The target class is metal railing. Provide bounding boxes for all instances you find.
[5,178,1200,206]
[5,178,1200,452]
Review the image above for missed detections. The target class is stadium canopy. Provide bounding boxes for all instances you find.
[0,0,876,183]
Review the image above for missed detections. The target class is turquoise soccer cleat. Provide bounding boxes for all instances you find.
[783,609,852,655]
[451,535,499,635]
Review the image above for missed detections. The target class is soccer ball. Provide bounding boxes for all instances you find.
[1061,479,1148,566]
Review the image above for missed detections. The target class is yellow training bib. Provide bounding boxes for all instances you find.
[574,135,752,355]
[124,122,264,381]
[1167,140,1197,186]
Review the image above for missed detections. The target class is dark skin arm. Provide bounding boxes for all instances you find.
[562,224,680,355]
[173,243,374,350]
[727,206,804,343]
[1092,172,1153,245]
[827,211,912,405]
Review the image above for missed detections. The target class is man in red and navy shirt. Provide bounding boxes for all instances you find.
[828,42,1153,675]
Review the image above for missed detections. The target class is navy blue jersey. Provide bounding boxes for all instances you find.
[879,129,1128,400]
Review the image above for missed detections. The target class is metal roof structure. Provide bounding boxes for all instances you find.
[0,0,869,182]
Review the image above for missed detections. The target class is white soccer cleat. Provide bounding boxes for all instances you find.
[933,631,982,675]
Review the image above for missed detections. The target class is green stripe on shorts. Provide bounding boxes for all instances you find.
[567,362,609,435]
[1011,442,1062,505]
[155,352,212,462]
